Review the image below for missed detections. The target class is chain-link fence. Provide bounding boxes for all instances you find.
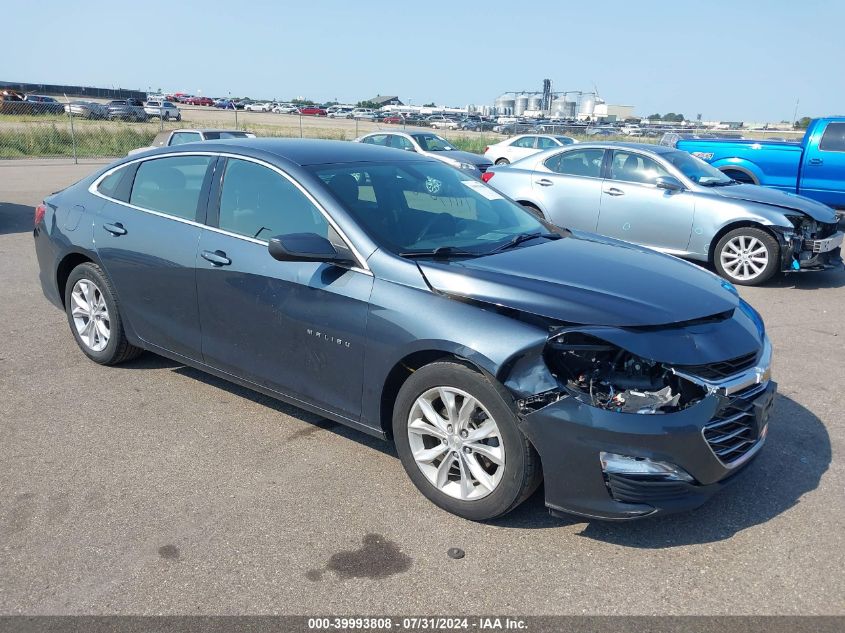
[0,90,806,161]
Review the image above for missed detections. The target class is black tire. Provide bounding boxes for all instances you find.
[64,262,143,365]
[393,361,541,521]
[176,114,181,122]
[519,202,545,221]
[163,112,170,121]
[713,227,780,286]
[495,158,510,165]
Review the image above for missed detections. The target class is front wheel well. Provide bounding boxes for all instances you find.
[708,222,780,264]
[56,252,95,307]
[380,351,480,439]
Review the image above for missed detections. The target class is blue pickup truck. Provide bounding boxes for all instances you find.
[661,118,845,211]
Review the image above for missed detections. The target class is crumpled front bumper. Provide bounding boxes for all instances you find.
[779,229,844,272]
[519,380,776,520]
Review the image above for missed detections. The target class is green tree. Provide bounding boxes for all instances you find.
[423,102,436,108]
[355,100,381,109]
[795,116,812,129]
[647,113,662,121]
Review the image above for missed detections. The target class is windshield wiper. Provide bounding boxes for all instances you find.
[487,232,561,255]
[399,246,480,259]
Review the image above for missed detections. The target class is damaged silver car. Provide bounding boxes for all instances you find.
[483,142,843,285]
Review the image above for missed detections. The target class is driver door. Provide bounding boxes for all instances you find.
[596,150,695,253]
[195,157,373,420]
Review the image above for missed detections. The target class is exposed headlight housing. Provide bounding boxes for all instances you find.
[458,162,478,170]
[544,332,705,414]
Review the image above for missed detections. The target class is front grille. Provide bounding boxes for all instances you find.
[675,351,758,381]
[605,473,691,504]
[703,382,769,465]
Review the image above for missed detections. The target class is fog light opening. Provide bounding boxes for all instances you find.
[600,452,694,482]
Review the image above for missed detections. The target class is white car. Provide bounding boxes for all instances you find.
[327,107,354,118]
[244,102,273,112]
[348,108,376,120]
[483,134,576,165]
[143,100,181,121]
[272,103,299,114]
[429,116,460,130]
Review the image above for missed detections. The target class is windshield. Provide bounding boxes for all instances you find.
[664,150,733,185]
[411,134,454,151]
[205,131,250,139]
[311,161,550,255]
[555,136,575,145]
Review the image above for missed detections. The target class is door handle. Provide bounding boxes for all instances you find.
[535,178,554,187]
[808,158,823,166]
[605,187,625,196]
[201,250,231,266]
[103,222,127,236]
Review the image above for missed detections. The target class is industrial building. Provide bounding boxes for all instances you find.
[492,79,635,122]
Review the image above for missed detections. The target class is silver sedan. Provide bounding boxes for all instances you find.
[483,142,843,285]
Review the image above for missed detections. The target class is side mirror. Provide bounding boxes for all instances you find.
[268,233,349,263]
[655,176,684,192]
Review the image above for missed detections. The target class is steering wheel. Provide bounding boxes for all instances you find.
[415,213,457,243]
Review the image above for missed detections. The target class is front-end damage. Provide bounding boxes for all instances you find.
[499,307,775,520]
[773,216,843,272]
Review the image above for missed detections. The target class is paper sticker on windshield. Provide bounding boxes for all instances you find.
[462,180,503,200]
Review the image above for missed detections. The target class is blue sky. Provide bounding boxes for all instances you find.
[2,0,841,121]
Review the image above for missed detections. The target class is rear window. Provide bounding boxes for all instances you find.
[129,156,212,220]
[819,123,845,152]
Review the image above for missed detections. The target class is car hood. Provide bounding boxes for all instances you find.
[416,232,738,327]
[707,183,837,222]
[431,150,492,166]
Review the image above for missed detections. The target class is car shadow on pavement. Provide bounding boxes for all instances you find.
[491,393,831,547]
[117,354,398,457]
[120,355,829,546]
[0,203,35,236]
[763,268,845,290]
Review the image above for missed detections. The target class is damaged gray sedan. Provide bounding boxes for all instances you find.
[483,142,843,285]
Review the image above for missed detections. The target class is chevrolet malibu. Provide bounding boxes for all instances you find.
[34,139,775,520]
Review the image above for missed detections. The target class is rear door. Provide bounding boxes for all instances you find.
[94,154,216,360]
[531,148,606,230]
[506,136,539,162]
[596,149,695,253]
[800,121,845,207]
[195,157,373,419]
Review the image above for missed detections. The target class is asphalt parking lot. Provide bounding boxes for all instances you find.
[1,159,843,616]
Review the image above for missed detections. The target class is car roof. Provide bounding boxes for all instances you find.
[166,138,428,166]
[573,141,676,154]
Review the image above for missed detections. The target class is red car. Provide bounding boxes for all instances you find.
[185,96,214,106]
[298,106,327,116]
[382,114,405,124]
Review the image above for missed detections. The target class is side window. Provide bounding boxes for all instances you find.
[819,123,845,152]
[169,132,202,146]
[391,135,415,151]
[129,155,212,220]
[218,159,329,240]
[609,151,670,184]
[545,149,605,178]
[511,136,535,149]
[536,137,558,150]
[363,134,388,146]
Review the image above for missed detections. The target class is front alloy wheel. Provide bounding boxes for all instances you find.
[393,361,541,520]
[408,387,504,500]
[714,227,779,285]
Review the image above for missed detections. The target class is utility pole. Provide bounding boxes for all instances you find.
[792,98,800,129]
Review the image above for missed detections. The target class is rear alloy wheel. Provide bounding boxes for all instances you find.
[495,158,510,165]
[714,227,779,286]
[65,262,143,365]
[393,361,541,520]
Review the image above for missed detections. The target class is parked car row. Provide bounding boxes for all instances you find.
[34,137,778,522]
